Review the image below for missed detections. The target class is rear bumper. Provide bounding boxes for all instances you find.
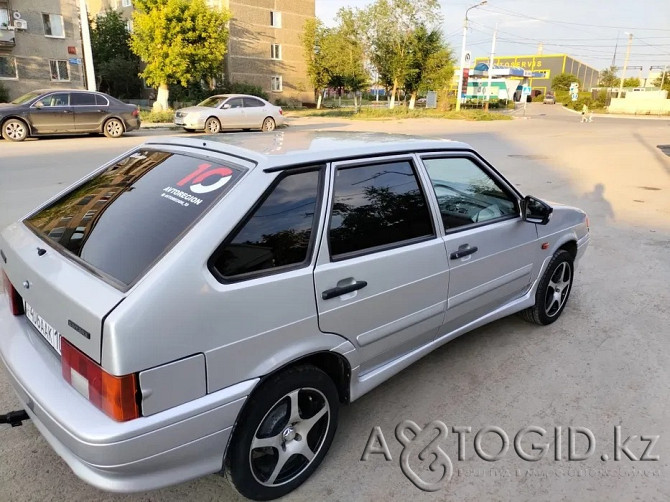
[125,117,141,132]
[0,301,257,493]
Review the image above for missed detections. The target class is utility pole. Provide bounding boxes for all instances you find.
[484,23,497,112]
[617,32,633,98]
[79,0,96,91]
[455,1,487,111]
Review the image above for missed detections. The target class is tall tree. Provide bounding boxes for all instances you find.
[301,19,330,109]
[622,77,641,88]
[598,66,619,88]
[653,72,670,93]
[90,10,142,98]
[362,0,441,109]
[404,25,453,109]
[328,8,368,111]
[130,0,231,110]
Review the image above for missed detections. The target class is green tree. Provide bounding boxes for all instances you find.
[598,66,619,88]
[301,19,330,109]
[328,8,368,111]
[653,72,670,93]
[90,10,142,99]
[404,25,453,109]
[130,0,231,110]
[623,77,641,88]
[362,0,442,109]
[552,72,581,91]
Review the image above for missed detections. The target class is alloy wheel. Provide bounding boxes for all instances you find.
[544,261,572,317]
[249,388,330,487]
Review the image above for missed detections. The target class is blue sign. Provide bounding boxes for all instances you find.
[68,58,82,65]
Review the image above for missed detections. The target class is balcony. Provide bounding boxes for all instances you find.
[0,27,15,48]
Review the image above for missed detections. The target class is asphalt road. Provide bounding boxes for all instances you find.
[1,104,669,501]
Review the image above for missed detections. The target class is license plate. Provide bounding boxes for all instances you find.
[175,118,184,125]
[24,302,61,355]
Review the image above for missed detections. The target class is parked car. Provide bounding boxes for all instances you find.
[0,132,589,500]
[543,92,556,104]
[174,94,284,133]
[0,89,140,141]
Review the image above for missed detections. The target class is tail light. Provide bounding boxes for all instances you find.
[132,108,139,117]
[61,338,140,421]
[2,270,24,316]
[279,107,283,115]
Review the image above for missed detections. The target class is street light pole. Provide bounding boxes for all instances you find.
[455,1,487,111]
[484,23,497,112]
[617,32,633,98]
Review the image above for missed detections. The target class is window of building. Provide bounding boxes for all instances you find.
[122,0,132,7]
[211,168,322,279]
[42,13,65,38]
[270,11,281,28]
[110,0,119,9]
[49,60,70,81]
[271,76,282,92]
[422,157,517,231]
[125,19,133,32]
[328,160,434,258]
[271,44,281,60]
[0,56,18,79]
[0,9,10,29]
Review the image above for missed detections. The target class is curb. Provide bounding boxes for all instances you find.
[140,123,181,130]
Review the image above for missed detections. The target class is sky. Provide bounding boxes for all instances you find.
[315,0,670,78]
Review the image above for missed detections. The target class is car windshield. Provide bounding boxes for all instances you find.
[25,149,245,287]
[11,91,43,105]
[198,96,227,108]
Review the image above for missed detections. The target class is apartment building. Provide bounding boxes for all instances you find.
[0,0,86,100]
[88,0,314,103]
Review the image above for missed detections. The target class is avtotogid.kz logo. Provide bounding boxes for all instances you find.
[360,422,660,492]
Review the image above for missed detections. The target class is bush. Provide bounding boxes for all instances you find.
[140,109,175,123]
[168,80,269,107]
[0,82,9,103]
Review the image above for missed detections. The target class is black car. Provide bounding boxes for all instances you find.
[0,89,141,142]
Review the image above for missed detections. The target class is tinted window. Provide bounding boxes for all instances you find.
[329,160,434,257]
[423,157,517,230]
[226,98,244,109]
[213,169,321,278]
[71,93,96,106]
[95,94,109,106]
[244,97,264,108]
[26,150,244,287]
[35,93,69,107]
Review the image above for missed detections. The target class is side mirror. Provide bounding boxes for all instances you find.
[222,103,231,109]
[521,195,553,225]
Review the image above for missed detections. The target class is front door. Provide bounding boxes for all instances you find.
[418,154,540,334]
[313,156,450,373]
[29,92,74,134]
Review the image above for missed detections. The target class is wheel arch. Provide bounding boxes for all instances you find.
[557,240,577,262]
[1,115,33,135]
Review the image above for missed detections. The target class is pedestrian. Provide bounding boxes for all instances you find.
[581,104,589,123]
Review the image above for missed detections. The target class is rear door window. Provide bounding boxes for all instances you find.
[25,149,245,287]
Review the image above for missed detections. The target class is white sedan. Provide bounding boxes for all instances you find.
[174,94,285,133]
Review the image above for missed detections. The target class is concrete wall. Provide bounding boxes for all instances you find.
[608,91,670,115]
[0,0,85,100]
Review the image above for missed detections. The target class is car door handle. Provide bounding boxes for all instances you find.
[62,110,72,114]
[322,280,368,300]
[450,245,478,259]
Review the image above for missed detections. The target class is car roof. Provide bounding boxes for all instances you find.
[144,131,472,170]
[208,94,263,99]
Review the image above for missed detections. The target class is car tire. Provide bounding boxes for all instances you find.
[2,118,29,142]
[103,118,124,138]
[261,117,276,132]
[521,250,574,326]
[227,365,339,501]
[205,117,221,134]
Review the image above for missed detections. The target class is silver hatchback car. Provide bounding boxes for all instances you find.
[0,132,589,500]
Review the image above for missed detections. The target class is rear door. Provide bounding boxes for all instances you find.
[418,153,540,333]
[242,97,266,127]
[72,91,107,131]
[28,92,75,134]
[313,155,449,373]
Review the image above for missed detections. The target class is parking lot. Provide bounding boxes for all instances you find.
[1,104,669,501]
